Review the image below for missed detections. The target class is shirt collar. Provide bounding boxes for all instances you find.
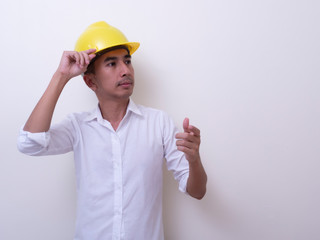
[84,98,142,122]
[126,98,142,116]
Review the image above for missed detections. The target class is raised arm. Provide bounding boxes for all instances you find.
[23,49,96,133]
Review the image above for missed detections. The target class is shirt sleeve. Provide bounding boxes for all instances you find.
[161,111,190,194]
[17,116,75,156]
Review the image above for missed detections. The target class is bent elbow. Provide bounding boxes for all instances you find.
[196,191,206,200]
[189,188,206,200]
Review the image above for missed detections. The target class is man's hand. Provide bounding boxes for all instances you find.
[176,118,207,199]
[56,49,96,80]
[175,118,201,163]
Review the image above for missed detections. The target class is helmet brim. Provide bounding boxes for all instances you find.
[94,42,140,56]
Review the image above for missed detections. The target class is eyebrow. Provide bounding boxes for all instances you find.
[103,54,132,63]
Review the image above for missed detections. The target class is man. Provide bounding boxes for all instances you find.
[17,21,207,240]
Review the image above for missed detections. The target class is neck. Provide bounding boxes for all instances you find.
[98,98,130,130]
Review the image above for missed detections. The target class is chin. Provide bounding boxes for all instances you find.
[119,91,133,100]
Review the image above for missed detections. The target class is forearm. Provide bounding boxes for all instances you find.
[22,49,95,133]
[23,72,68,133]
[186,158,207,200]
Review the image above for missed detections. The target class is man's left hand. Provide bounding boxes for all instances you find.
[175,118,201,163]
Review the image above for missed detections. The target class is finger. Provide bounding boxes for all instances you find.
[72,52,80,65]
[183,117,189,133]
[78,52,84,66]
[85,49,96,64]
[89,53,96,61]
[177,145,197,157]
[188,125,200,136]
[175,132,200,144]
[176,132,194,140]
[176,139,194,149]
[83,52,91,65]
[80,52,91,66]
[84,48,97,54]
[175,132,189,139]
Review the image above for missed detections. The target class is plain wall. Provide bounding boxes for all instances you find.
[1,0,319,239]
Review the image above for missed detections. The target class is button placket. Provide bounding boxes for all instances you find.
[112,132,123,240]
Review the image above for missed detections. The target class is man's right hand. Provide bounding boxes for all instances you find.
[56,49,96,80]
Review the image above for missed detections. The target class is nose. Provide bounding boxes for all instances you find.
[119,61,131,77]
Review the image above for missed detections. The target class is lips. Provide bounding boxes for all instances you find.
[117,78,133,86]
[120,82,132,86]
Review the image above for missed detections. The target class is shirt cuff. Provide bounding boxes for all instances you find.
[18,128,50,148]
[178,172,190,195]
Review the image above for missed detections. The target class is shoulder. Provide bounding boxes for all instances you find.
[67,110,92,120]
[64,108,97,125]
[136,104,163,114]
[134,103,169,120]
[133,103,175,127]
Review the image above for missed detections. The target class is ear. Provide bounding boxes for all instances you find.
[83,74,97,92]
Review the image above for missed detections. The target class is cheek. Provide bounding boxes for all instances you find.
[94,75,112,89]
[95,70,112,83]
[130,65,135,74]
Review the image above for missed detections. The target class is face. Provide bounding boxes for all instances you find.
[84,48,135,102]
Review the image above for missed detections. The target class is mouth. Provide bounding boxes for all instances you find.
[117,78,133,87]
[119,82,132,87]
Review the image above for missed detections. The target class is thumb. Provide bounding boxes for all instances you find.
[183,117,189,132]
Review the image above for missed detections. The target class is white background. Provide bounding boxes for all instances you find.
[1,0,319,239]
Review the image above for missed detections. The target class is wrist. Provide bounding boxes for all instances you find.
[53,71,71,85]
[188,156,201,166]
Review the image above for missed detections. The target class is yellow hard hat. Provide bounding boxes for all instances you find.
[75,21,140,55]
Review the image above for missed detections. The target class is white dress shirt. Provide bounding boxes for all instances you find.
[17,99,189,240]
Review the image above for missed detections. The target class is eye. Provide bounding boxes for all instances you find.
[125,59,131,65]
[106,62,116,67]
